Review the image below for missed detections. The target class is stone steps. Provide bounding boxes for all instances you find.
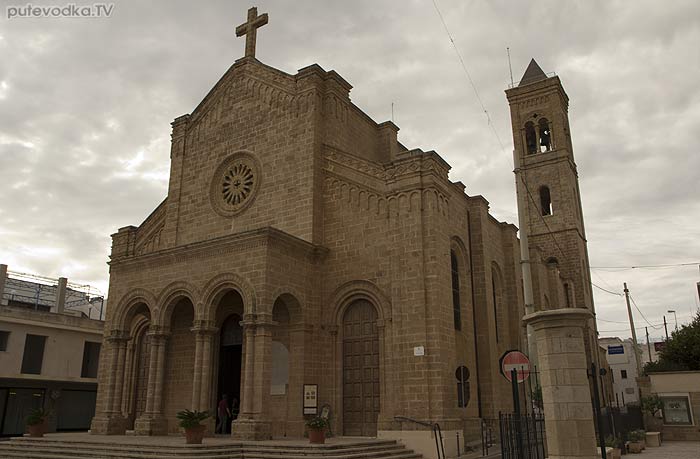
[0,437,423,459]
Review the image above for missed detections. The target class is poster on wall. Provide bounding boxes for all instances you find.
[303,384,318,415]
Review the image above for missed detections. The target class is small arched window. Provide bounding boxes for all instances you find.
[540,186,552,216]
[564,282,572,308]
[525,121,537,155]
[456,366,470,408]
[539,118,552,152]
[451,250,462,330]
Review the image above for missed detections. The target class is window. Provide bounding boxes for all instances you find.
[525,122,537,155]
[0,331,9,351]
[451,251,462,330]
[492,277,500,342]
[539,186,552,216]
[81,341,101,378]
[538,118,552,151]
[661,396,693,425]
[21,334,47,375]
[563,283,572,308]
[456,366,470,408]
[621,369,628,379]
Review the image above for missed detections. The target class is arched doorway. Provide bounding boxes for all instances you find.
[342,299,379,436]
[214,290,244,434]
[217,314,242,433]
[122,303,150,430]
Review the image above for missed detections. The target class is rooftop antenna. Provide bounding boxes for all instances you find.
[391,102,395,123]
[507,47,514,86]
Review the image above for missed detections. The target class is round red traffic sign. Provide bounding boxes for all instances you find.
[500,350,530,383]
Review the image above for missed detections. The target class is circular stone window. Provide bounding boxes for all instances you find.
[210,152,261,217]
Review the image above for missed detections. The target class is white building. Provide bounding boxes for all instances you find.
[600,337,641,406]
[0,264,104,436]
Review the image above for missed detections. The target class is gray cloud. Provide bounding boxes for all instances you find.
[0,0,698,337]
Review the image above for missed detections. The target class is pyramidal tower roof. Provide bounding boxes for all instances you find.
[518,59,548,86]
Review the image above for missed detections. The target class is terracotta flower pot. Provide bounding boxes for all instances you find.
[628,441,643,454]
[308,428,325,444]
[184,424,206,444]
[27,420,46,437]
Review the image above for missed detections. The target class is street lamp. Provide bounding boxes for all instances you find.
[667,310,678,331]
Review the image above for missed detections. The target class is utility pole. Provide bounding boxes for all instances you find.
[667,309,678,331]
[645,327,652,363]
[663,316,669,341]
[623,283,642,377]
[514,150,537,364]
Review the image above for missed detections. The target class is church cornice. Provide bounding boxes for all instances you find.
[110,226,328,269]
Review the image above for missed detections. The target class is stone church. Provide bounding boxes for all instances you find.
[91,7,597,451]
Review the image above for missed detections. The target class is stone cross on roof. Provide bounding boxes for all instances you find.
[235,6,268,59]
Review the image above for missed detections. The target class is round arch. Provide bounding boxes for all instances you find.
[270,290,304,326]
[329,280,390,327]
[201,273,256,321]
[154,281,199,327]
[111,288,156,331]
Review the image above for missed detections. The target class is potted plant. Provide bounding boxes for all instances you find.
[641,395,664,433]
[26,408,50,437]
[626,430,645,454]
[605,435,622,459]
[176,409,210,444]
[306,416,328,444]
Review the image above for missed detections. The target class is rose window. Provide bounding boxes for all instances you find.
[222,163,255,206]
[210,153,261,217]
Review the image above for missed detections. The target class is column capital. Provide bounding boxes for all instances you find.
[106,329,130,343]
[146,325,170,340]
[523,307,593,331]
[290,323,315,334]
[191,319,218,335]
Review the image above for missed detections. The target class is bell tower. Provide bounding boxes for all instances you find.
[506,59,598,360]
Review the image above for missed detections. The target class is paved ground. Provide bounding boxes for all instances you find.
[12,432,380,447]
[634,441,700,459]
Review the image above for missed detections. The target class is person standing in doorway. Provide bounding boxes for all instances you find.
[216,394,231,434]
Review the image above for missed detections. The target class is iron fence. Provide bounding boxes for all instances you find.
[499,412,546,459]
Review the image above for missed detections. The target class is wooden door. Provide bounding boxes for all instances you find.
[342,300,379,436]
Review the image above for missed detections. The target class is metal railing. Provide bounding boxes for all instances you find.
[394,416,446,459]
[499,412,546,459]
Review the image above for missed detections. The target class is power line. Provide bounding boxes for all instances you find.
[596,317,630,325]
[630,294,663,330]
[591,262,699,270]
[431,0,506,152]
[592,283,623,296]
[431,0,622,300]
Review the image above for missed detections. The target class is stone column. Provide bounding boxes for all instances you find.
[121,340,135,416]
[134,330,169,436]
[191,321,217,412]
[239,316,256,418]
[191,334,204,411]
[90,331,128,434]
[111,338,128,414]
[198,330,216,411]
[523,308,597,459]
[231,314,272,440]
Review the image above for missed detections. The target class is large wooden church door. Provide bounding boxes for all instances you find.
[342,300,380,436]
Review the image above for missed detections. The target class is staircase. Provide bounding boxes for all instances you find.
[0,436,424,459]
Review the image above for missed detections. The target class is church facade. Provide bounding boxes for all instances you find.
[91,8,594,448]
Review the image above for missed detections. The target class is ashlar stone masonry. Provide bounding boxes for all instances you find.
[91,8,596,454]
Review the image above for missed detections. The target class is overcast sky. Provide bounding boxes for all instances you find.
[0,0,698,339]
